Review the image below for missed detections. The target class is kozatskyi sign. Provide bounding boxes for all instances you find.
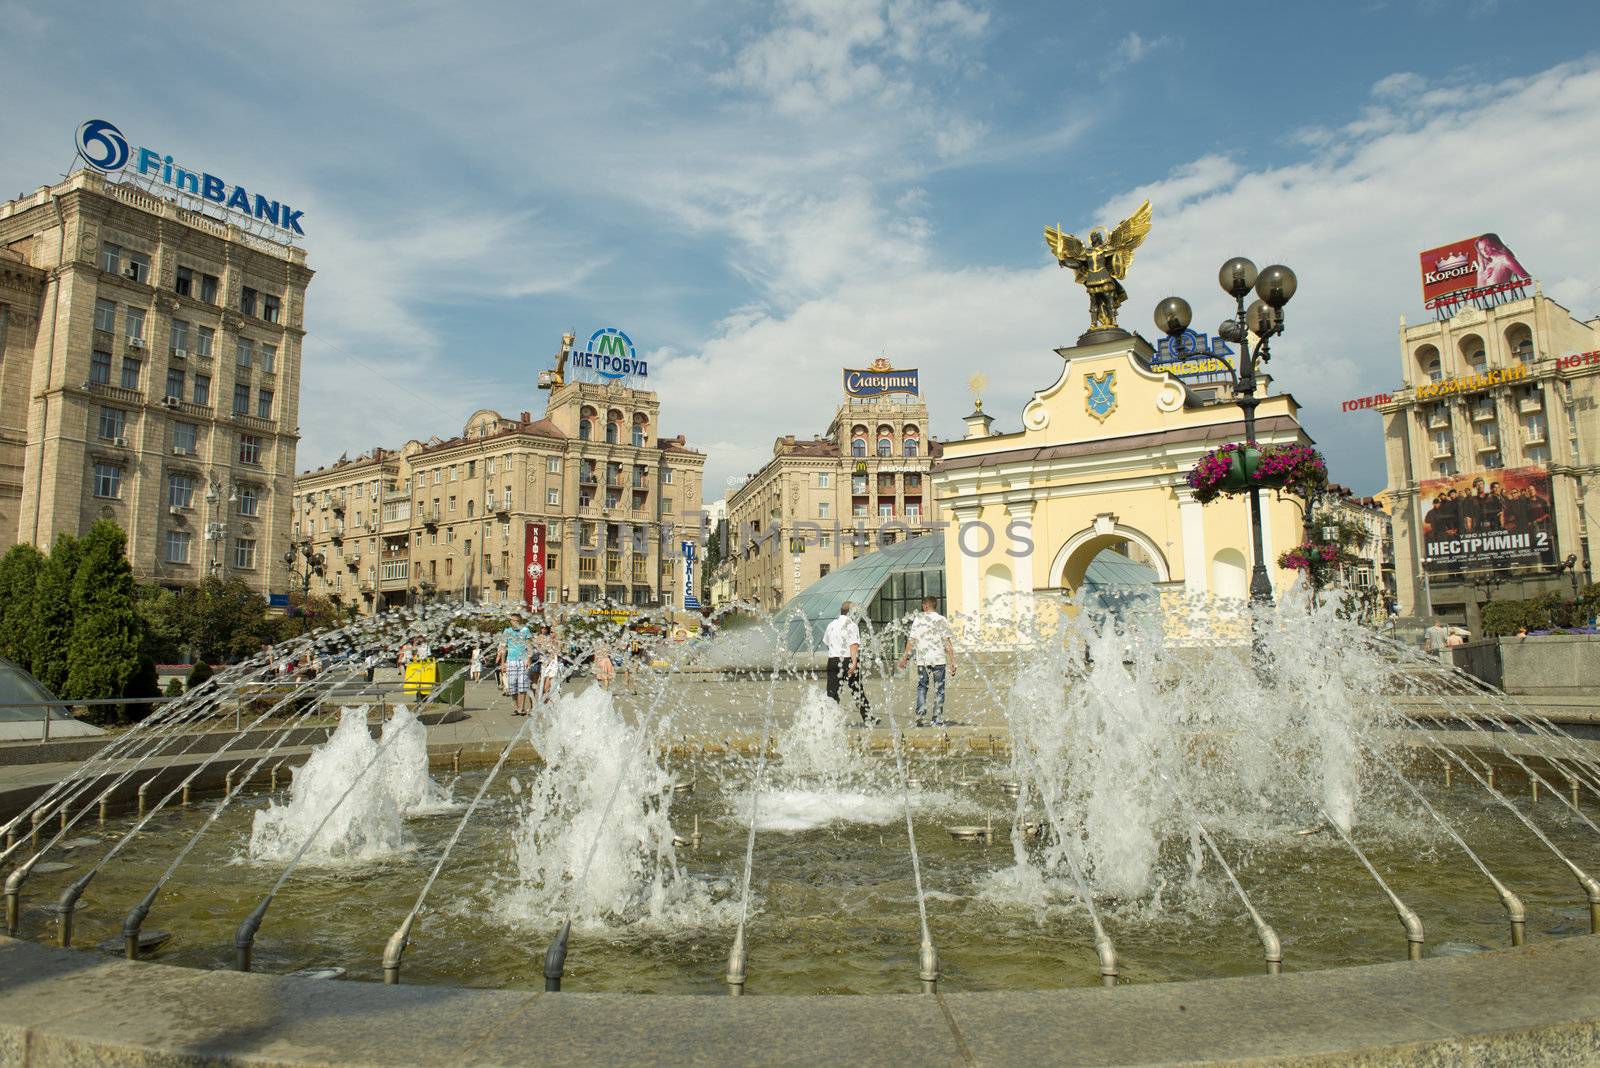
[75,119,306,237]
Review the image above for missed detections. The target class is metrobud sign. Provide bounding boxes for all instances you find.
[75,119,306,237]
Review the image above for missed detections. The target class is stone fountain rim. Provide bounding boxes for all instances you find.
[2,933,1598,1066]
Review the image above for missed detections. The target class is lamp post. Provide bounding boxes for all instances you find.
[1156,258,1298,605]
[282,540,326,636]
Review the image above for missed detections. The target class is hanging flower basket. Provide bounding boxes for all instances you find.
[1188,442,1328,504]
[1279,540,1360,588]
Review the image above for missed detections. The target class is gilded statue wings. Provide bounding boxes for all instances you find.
[1043,224,1084,268]
[1105,199,1153,278]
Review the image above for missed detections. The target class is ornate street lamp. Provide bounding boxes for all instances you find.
[283,540,326,635]
[1156,258,1298,605]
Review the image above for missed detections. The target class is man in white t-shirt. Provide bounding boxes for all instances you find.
[897,597,956,727]
[823,602,876,726]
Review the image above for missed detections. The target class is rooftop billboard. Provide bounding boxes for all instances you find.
[1419,234,1531,311]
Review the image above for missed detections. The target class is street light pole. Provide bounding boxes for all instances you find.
[1157,259,1299,607]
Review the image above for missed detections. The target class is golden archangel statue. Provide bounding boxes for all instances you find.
[1044,200,1153,333]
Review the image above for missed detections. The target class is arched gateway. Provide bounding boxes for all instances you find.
[933,331,1311,633]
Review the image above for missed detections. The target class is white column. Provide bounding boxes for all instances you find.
[1005,498,1036,594]
[952,504,981,619]
[1258,495,1278,589]
[1177,487,1207,595]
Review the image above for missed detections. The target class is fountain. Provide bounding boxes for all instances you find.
[2,591,1600,1064]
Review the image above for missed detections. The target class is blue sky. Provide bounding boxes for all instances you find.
[5,0,1600,499]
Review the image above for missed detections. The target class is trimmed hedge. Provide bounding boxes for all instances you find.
[1481,584,1600,636]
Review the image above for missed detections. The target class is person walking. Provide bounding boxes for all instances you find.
[363,650,377,685]
[535,622,561,699]
[1422,617,1449,663]
[469,645,483,682]
[823,602,876,726]
[499,613,534,716]
[896,597,955,727]
[592,640,616,690]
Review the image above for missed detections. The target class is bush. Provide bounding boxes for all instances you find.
[30,534,80,693]
[1481,589,1598,636]
[63,522,142,719]
[0,544,45,666]
[163,677,185,698]
[186,659,214,691]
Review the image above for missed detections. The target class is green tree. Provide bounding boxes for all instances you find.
[0,543,45,665]
[186,658,214,691]
[63,521,142,717]
[30,534,81,692]
[179,576,276,663]
[133,583,186,665]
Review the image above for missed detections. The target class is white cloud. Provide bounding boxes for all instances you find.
[1115,31,1174,66]
[665,58,1600,497]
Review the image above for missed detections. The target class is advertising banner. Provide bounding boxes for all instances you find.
[681,540,700,611]
[1419,234,1532,310]
[523,522,546,608]
[844,366,919,397]
[1150,329,1236,385]
[1419,466,1556,574]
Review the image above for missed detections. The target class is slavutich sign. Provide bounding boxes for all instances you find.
[844,357,919,397]
[1414,363,1528,400]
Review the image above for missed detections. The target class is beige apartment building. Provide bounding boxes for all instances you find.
[293,377,705,616]
[726,373,939,612]
[1380,292,1600,630]
[0,170,310,596]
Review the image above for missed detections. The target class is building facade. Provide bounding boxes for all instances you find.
[1380,293,1600,630]
[0,170,311,596]
[934,334,1313,629]
[725,370,939,612]
[293,378,705,616]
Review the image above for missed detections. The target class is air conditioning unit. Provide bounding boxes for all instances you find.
[123,265,140,279]
[113,436,128,447]
[127,336,145,350]
[173,349,188,360]
[162,396,180,409]
[172,447,186,456]
[168,506,185,517]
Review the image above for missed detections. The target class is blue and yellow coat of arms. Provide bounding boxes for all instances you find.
[1085,370,1117,422]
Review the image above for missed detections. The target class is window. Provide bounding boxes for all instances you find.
[195,326,214,358]
[818,501,831,519]
[233,538,257,569]
[903,437,919,457]
[94,298,116,333]
[433,469,441,485]
[257,389,273,419]
[262,294,281,323]
[236,338,253,368]
[90,350,112,384]
[467,460,476,478]
[579,418,592,440]
[170,319,190,355]
[163,529,190,564]
[260,344,276,372]
[240,287,257,317]
[97,407,125,441]
[173,422,197,454]
[100,243,121,275]
[605,421,619,444]
[878,502,894,518]
[819,563,831,578]
[167,472,194,509]
[818,472,831,488]
[503,485,512,506]
[851,437,866,457]
[632,425,646,447]
[193,373,211,406]
[165,368,185,400]
[238,433,261,465]
[853,501,868,518]
[126,251,150,284]
[233,383,250,414]
[125,307,145,340]
[819,533,831,549]
[663,469,674,485]
[547,456,561,473]
[547,488,560,506]
[486,457,497,475]
[200,273,218,303]
[92,462,122,498]
[449,465,457,482]
[175,266,193,297]
[120,357,141,390]
[877,438,892,457]
[239,485,259,516]
[448,495,457,513]
[467,499,476,518]
[852,475,867,494]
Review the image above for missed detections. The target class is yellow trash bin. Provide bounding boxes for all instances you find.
[403,659,438,698]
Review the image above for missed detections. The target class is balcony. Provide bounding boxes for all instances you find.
[1430,443,1453,460]
[422,510,439,529]
[1475,436,1500,453]
[1519,394,1544,413]
[85,381,143,405]
[1470,406,1496,423]
[1524,426,1547,446]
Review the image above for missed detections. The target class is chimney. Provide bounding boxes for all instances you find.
[520,410,531,423]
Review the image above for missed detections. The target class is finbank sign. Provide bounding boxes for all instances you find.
[74,119,305,237]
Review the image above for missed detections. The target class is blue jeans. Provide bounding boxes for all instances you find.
[915,665,946,723]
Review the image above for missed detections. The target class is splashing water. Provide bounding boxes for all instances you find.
[497,687,713,928]
[774,686,861,782]
[249,705,447,864]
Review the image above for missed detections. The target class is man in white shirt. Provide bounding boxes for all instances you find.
[823,602,876,726]
[897,597,955,727]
